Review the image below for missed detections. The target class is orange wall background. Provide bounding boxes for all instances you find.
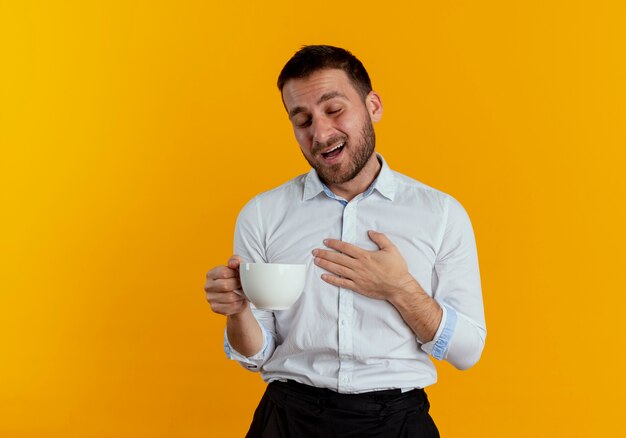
[1,1,625,436]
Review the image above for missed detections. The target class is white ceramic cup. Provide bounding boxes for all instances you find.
[238,263,306,310]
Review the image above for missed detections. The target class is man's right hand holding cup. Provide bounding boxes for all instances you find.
[204,255,248,316]
[204,255,264,357]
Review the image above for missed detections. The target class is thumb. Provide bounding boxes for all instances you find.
[228,255,245,270]
[368,230,394,250]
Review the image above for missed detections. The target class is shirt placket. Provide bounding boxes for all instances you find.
[337,198,357,392]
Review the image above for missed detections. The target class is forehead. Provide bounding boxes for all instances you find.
[281,69,360,110]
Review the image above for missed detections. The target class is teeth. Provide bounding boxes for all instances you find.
[325,143,344,154]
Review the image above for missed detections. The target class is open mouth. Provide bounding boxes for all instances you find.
[321,142,345,160]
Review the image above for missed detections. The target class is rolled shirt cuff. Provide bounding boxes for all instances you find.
[223,325,273,371]
[421,304,458,360]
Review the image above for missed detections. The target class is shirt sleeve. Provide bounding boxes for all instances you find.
[421,196,487,370]
[421,304,457,360]
[223,310,276,371]
[223,196,278,371]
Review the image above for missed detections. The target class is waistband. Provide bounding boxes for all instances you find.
[268,380,428,414]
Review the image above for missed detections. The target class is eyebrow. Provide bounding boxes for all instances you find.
[288,91,348,119]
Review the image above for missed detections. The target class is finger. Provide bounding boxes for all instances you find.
[367,230,395,250]
[205,277,241,293]
[206,290,246,305]
[320,273,357,291]
[207,265,238,281]
[312,248,358,269]
[228,255,245,270]
[322,239,363,258]
[314,256,354,279]
[210,300,247,316]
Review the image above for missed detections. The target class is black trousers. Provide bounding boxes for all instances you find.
[245,381,440,438]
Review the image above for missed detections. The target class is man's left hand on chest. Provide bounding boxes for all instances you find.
[312,230,421,302]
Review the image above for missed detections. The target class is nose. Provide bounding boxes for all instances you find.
[311,115,334,145]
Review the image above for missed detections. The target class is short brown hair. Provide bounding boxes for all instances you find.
[277,45,373,100]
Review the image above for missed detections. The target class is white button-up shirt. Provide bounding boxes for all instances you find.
[225,155,486,393]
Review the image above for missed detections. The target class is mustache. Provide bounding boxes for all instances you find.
[312,135,347,155]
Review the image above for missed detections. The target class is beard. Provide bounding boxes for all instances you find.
[304,119,376,185]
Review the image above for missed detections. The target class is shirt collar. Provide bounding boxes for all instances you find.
[302,153,396,202]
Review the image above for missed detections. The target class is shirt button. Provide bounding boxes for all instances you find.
[341,376,349,383]
[341,319,347,326]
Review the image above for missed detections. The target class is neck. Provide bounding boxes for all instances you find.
[326,153,382,201]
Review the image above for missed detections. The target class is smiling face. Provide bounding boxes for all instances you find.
[281,69,383,191]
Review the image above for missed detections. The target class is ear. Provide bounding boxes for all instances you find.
[365,91,383,122]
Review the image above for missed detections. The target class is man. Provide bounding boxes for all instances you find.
[205,45,486,437]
